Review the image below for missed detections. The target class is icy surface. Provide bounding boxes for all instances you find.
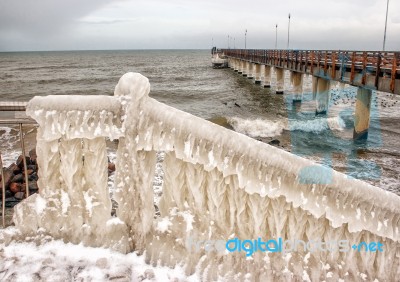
[7,72,400,281]
[0,237,199,281]
[26,95,130,141]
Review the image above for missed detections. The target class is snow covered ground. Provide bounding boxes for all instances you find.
[0,229,200,282]
[0,148,185,282]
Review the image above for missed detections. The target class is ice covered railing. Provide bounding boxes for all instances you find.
[9,73,400,281]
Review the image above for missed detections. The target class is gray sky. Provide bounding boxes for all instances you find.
[0,0,399,51]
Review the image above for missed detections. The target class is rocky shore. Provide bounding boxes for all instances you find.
[0,148,39,208]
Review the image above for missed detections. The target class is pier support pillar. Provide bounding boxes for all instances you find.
[291,72,303,102]
[263,65,271,88]
[247,63,254,79]
[353,88,372,140]
[234,59,239,72]
[276,67,284,94]
[238,60,243,74]
[315,77,331,115]
[242,61,248,77]
[254,64,261,84]
[312,76,318,100]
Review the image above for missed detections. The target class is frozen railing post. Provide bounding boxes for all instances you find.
[10,72,400,281]
[12,88,135,253]
[11,72,157,253]
[112,73,156,251]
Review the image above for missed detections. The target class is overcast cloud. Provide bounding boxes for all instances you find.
[0,0,398,51]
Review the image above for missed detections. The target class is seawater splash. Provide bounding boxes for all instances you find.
[6,72,400,281]
[227,117,284,137]
[288,116,345,132]
[0,127,21,166]
[227,115,345,138]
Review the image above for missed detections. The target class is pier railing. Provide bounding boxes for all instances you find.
[10,73,400,281]
[223,49,400,94]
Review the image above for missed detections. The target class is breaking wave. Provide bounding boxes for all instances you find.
[288,116,345,132]
[228,117,285,138]
[227,116,345,138]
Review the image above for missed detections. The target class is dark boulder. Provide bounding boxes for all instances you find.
[268,139,280,146]
[29,148,37,165]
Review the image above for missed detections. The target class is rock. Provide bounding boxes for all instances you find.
[28,172,38,181]
[1,168,14,188]
[27,165,37,171]
[9,182,24,194]
[16,155,23,168]
[14,191,25,200]
[108,163,116,172]
[3,190,13,198]
[268,139,280,146]
[29,148,37,165]
[28,181,38,191]
[11,173,24,183]
[16,155,30,170]
[7,163,20,174]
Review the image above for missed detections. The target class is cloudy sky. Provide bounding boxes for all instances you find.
[0,0,399,51]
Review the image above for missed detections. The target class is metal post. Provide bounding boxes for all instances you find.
[1,152,5,228]
[275,24,278,49]
[287,13,291,49]
[245,29,247,49]
[383,0,389,51]
[234,38,236,49]
[19,123,30,198]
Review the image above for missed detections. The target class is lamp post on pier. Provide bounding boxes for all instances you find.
[245,29,247,49]
[275,24,278,49]
[287,13,291,49]
[383,0,389,51]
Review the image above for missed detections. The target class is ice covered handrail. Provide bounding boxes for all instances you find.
[11,73,400,281]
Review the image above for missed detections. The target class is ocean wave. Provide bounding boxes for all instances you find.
[288,116,345,132]
[227,116,345,138]
[13,64,97,71]
[228,117,284,138]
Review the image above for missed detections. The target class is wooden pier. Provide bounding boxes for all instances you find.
[221,49,400,139]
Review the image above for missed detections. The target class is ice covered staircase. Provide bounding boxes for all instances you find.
[11,73,400,281]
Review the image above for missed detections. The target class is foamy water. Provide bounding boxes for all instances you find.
[228,117,285,137]
[0,127,22,167]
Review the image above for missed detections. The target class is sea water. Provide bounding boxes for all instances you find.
[0,49,399,195]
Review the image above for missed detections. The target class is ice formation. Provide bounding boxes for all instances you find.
[9,72,400,281]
